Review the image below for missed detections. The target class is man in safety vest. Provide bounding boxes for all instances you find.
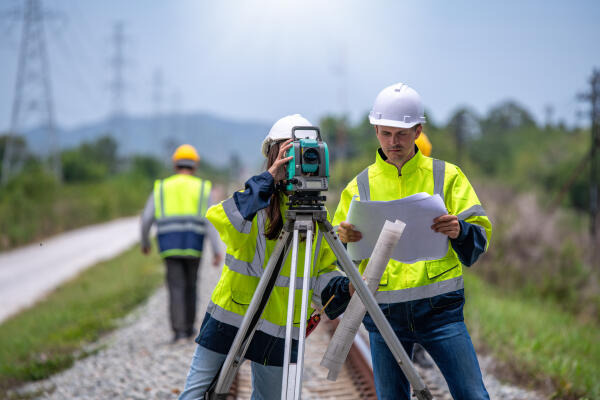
[333,83,492,399]
[141,144,222,342]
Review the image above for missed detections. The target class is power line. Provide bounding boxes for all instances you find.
[169,89,182,141]
[108,21,128,137]
[578,68,600,263]
[49,12,105,114]
[152,68,164,138]
[2,0,60,184]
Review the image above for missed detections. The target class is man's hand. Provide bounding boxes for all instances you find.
[267,139,294,183]
[431,214,461,239]
[213,253,223,267]
[141,246,151,255]
[338,221,362,244]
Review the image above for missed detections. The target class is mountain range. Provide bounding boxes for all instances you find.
[20,112,272,169]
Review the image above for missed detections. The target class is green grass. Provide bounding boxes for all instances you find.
[464,271,600,399]
[0,245,163,394]
[0,171,153,250]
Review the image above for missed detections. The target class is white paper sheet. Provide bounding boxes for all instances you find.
[346,193,449,263]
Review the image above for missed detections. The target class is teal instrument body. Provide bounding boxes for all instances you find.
[284,127,329,193]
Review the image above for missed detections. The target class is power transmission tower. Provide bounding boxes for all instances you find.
[330,45,349,160]
[169,89,181,141]
[153,69,174,159]
[152,68,164,137]
[544,104,555,129]
[108,21,127,137]
[579,69,600,264]
[2,0,60,184]
[452,111,466,164]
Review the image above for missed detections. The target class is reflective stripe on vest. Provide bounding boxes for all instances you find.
[456,204,488,248]
[432,159,445,198]
[224,251,338,293]
[222,197,252,234]
[157,217,206,234]
[356,168,370,201]
[374,276,464,303]
[356,159,446,201]
[207,300,301,340]
[456,204,487,219]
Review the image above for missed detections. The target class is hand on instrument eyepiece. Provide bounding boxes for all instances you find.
[338,221,362,244]
[268,139,293,183]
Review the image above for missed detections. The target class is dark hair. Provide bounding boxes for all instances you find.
[264,142,284,240]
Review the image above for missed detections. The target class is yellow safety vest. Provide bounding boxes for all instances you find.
[332,149,492,303]
[205,195,341,340]
[153,174,212,258]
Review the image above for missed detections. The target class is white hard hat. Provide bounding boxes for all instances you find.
[261,114,313,158]
[369,83,426,128]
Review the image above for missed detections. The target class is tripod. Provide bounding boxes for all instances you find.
[206,199,432,400]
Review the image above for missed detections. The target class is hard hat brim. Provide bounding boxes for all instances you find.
[175,159,197,168]
[368,115,426,129]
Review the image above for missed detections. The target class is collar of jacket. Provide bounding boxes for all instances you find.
[374,145,425,177]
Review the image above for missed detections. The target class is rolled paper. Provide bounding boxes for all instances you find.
[320,219,406,380]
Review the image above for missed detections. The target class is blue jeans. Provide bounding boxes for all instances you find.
[369,321,489,400]
[179,345,283,400]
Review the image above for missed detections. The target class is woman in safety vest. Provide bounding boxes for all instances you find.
[179,114,351,400]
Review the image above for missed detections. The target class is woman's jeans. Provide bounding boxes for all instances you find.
[179,345,283,400]
[369,321,489,400]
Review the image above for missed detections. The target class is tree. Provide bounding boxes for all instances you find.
[0,134,41,180]
[482,100,536,134]
[467,101,537,174]
[130,155,164,179]
[61,135,119,182]
[447,107,481,164]
[84,135,119,174]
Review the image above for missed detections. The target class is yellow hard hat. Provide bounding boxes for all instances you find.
[172,144,200,167]
[415,132,432,157]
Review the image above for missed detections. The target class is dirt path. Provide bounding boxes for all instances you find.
[0,216,139,323]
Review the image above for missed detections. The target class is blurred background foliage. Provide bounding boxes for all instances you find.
[0,134,230,251]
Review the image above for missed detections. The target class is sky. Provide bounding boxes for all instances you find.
[0,0,599,133]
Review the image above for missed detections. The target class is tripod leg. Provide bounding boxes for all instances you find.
[210,230,292,398]
[281,229,300,399]
[294,227,313,399]
[311,230,323,279]
[318,220,433,400]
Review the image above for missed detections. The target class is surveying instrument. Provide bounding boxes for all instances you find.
[206,127,432,400]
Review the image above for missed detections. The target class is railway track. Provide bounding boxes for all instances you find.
[226,318,452,399]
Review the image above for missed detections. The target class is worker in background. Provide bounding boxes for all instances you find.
[334,83,492,399]
[178,115,351,400]
[415,130,432,156]
[141,144,223,343]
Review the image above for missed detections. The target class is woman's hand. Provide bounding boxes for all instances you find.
[268,139,294,183]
